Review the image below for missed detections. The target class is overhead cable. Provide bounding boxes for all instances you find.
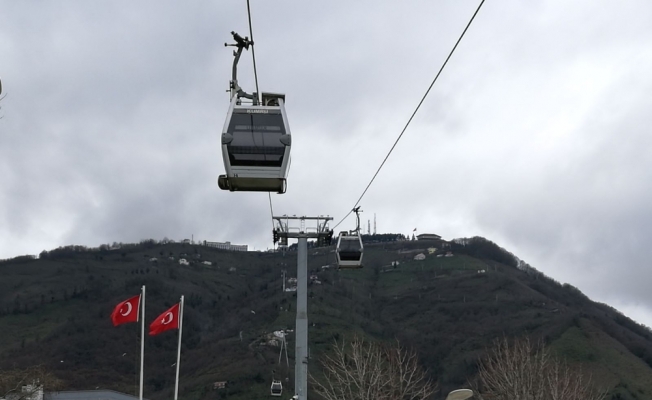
[332,0,486,230]
[246,0,261,103]
[244,0,276,237]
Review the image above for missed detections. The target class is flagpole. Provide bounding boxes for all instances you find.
[174,295,184,400]
[139,285,145,400]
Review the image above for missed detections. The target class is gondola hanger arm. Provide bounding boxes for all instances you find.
[225,31,257,103]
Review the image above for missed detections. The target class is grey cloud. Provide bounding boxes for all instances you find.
[3,0,652,328]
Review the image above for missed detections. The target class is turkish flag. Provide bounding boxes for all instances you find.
[149,303,180,336]
[111,295,141,326]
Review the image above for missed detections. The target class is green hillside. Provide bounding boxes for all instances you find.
[2,237,652,400]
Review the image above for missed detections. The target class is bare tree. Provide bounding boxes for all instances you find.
[310,335,437,400]
[0,365,63,400]
[474,337,605,400]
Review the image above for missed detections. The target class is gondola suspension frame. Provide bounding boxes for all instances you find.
[218,31,291,193]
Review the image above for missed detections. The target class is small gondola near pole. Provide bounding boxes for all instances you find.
[336,207,364,269]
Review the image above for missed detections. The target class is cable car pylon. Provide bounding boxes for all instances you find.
[272,215,333,400]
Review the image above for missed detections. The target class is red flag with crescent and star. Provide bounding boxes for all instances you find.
[111,294,141,326]
[149,303,180,336]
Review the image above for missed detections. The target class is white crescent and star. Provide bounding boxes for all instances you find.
[120,302,133,316]
[162,312,174,325]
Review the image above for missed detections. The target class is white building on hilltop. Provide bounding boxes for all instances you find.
[203,240,248,252]
[417,233,442,241]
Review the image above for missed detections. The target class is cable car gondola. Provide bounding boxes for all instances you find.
[336,207,364,269]
[218,32,291,194]
[219,93,291,193]
[270,380,283,397]
[336,232,364,269]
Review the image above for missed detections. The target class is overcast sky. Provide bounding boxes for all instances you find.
[2,0,652,327]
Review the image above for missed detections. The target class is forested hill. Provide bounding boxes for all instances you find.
[2,237,652,400]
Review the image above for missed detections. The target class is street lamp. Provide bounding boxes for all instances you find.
[446,389,474,400]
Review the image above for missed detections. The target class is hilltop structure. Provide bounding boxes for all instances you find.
[416,233,442,241]
[203,241,247,252]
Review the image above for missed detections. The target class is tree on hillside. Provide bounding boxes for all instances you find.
[474,337,606,400]
[310,335,437,400]
[0,365,62,400]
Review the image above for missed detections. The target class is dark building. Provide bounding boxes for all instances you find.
[45,390,146,400]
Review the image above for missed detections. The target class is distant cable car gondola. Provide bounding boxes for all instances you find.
[218,32,291,194]
[270,380,283,397]
[336,232,364,268]
[336,207,364,269]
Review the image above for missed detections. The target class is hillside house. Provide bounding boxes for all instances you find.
[398,248,425,254]
[445,251,453,257]
[178,259,189,266]
[44,390,145,400]
[202,261,212,266]
[213,382,227,390]
[6,383,43,400]
[414,253,426,261]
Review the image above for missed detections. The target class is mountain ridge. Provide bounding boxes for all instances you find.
[1,236,651,400]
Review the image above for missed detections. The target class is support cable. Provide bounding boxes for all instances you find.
[245,0,275,240]
[332,0,486,230]
[246,0,261,103]
[268,192,275,229]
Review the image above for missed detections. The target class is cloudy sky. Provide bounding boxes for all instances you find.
[2,1,652,326]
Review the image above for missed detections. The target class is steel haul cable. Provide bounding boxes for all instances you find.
[246,0,261,103]
[244,0,276,236]
[332,0,486,231]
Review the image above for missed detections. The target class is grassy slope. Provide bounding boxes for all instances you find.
[550,320,652,400]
